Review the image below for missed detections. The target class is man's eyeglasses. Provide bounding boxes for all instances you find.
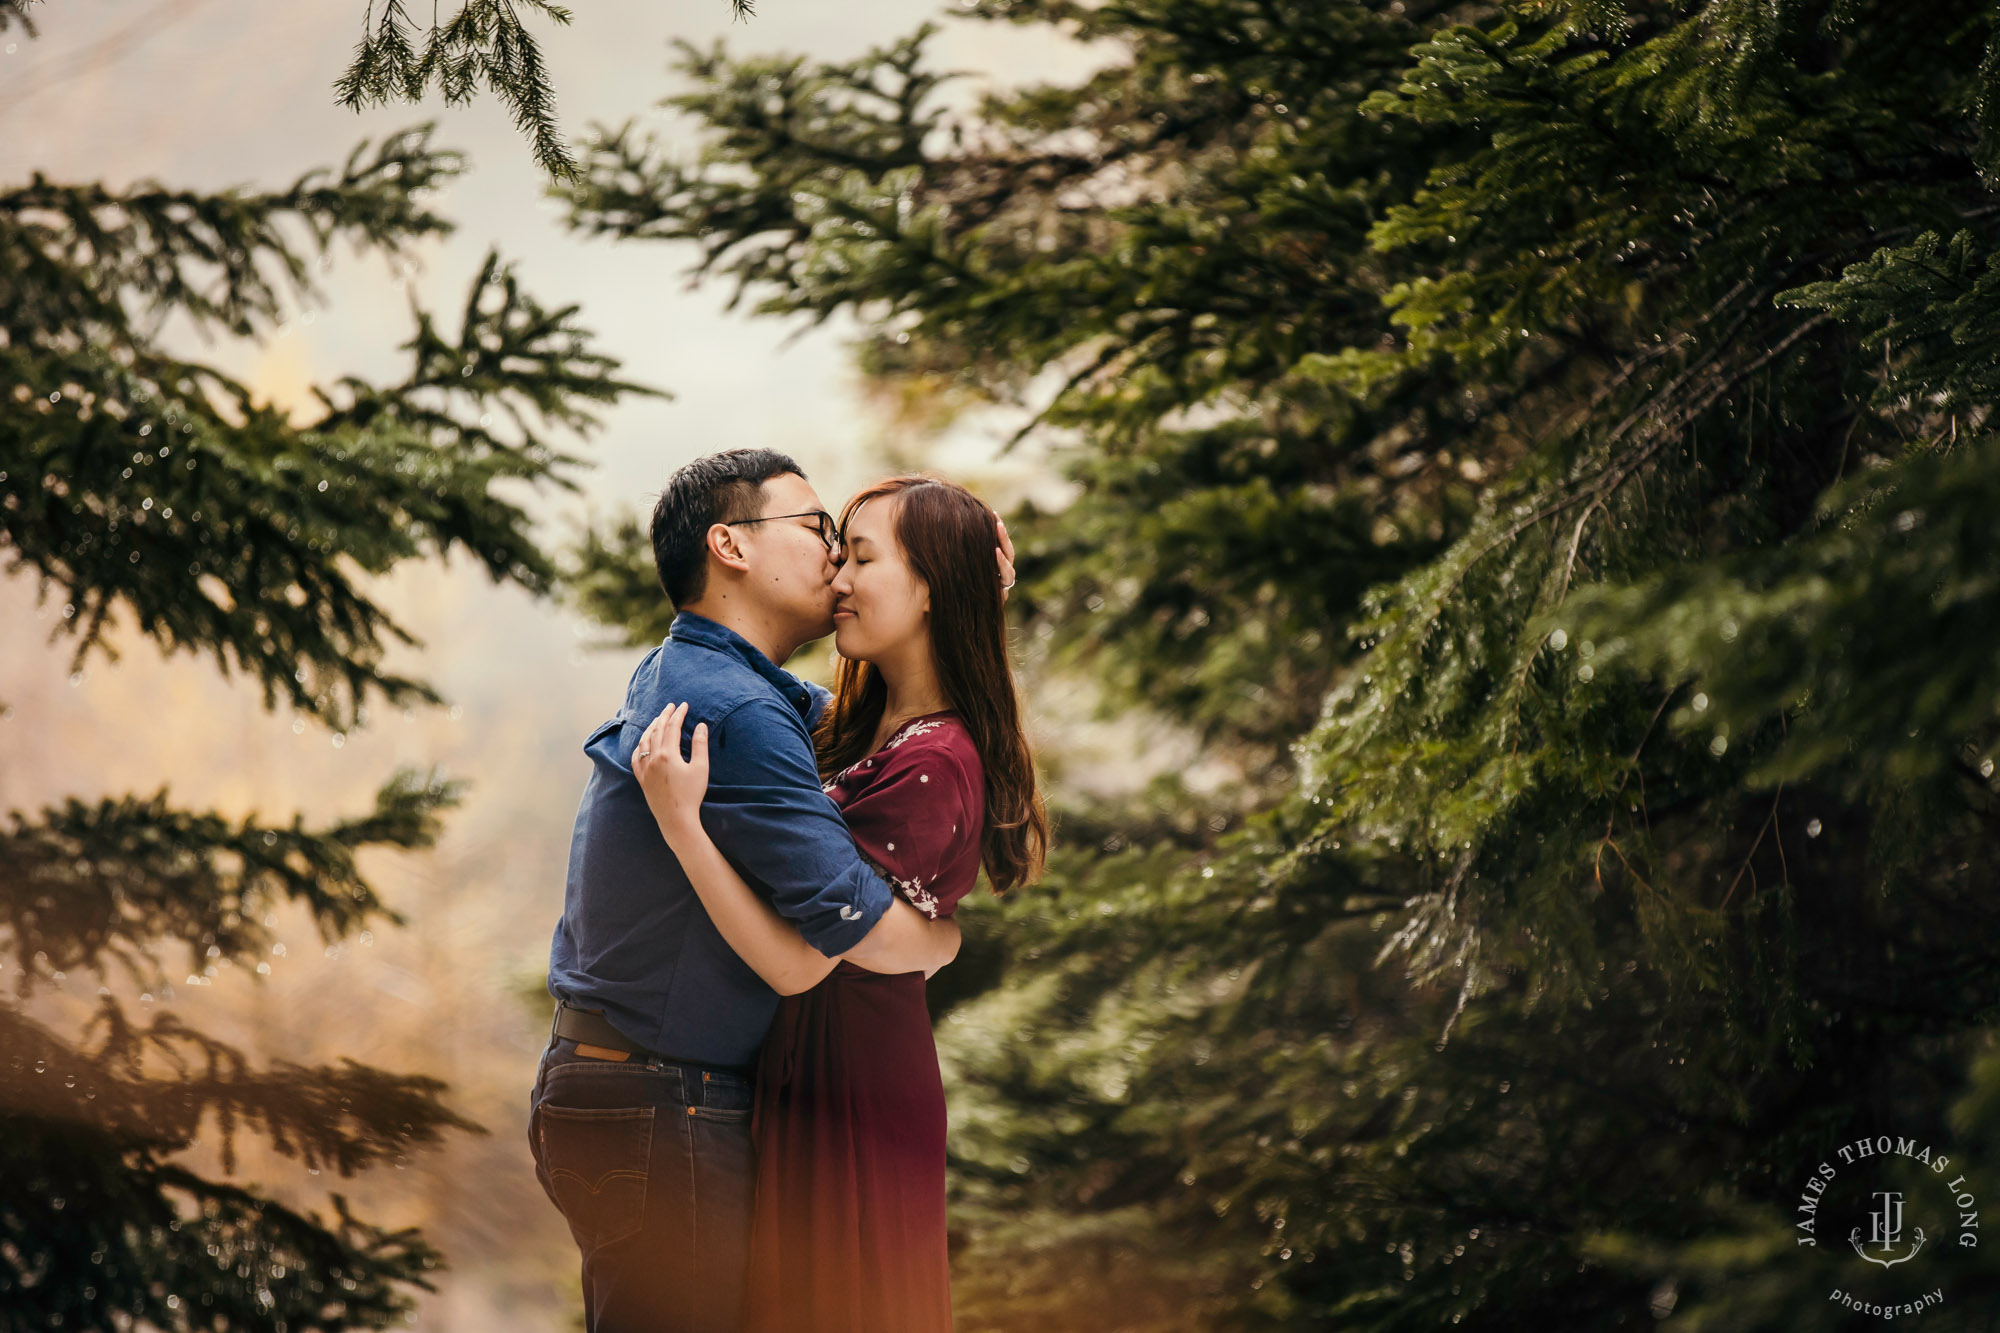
[725,509,841,555]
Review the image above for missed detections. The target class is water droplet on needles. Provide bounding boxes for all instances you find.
[1806,819,1823,838]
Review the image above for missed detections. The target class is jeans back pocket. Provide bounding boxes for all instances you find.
[536,1104,655,1253]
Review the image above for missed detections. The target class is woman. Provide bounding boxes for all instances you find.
[631,475,1048,1331]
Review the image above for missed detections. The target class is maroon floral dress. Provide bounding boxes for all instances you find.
[744,711,985,1333]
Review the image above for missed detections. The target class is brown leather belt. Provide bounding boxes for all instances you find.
[550,999,753,1077]
[551,1000,656,1063]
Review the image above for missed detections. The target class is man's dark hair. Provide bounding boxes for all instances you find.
[651,448,806,607]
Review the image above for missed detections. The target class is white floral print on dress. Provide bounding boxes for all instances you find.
[830,716,950,786]
[884,717,947,749]
[895,874,942,918]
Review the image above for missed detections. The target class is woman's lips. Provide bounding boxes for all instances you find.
[833,608,855,618]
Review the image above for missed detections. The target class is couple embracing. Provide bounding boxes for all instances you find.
[529,448,1048,1333]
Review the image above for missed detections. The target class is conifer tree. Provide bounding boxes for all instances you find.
[1,71,648,1330]
[333,0,756,178]
[557,1,2000,1329]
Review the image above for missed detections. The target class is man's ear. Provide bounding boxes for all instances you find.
[706,523,752,576]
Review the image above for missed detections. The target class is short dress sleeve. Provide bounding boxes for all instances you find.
[828,722,983,920]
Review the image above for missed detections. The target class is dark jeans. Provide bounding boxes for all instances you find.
[528,1035,755,1333]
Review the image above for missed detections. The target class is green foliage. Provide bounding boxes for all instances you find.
[3,998,475,1333]
[2,81,648,1329]
[1562,425,2000,796]
[2,127,653,728]
[334,0,760,178]
[566,0,2000,1327]
[562,512,675,648]
[337,0,579,178]
[563,4,1486,752]
[1,772,457,992]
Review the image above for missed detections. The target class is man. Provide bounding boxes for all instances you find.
[528,448,1014,1333]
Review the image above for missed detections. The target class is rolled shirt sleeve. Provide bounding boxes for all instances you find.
[699,695,894,956]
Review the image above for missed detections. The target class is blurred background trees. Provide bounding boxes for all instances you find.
[544,0,2000,1327]
[0,23,649,1319]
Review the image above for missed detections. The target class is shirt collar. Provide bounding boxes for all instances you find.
[667,610,817,719]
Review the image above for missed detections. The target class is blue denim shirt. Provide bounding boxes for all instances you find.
[548,610,895,1069]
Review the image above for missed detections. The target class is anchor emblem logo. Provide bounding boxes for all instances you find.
[1850,1190,1926,1268]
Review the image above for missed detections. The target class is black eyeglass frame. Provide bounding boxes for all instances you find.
[724,509,841,554]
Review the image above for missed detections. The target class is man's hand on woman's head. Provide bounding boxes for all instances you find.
[633,702,711,848]
[995,515,1017,602]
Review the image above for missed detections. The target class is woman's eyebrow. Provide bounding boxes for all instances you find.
[846,533,876,549]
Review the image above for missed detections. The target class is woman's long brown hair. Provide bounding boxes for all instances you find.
[813,476,1048,894]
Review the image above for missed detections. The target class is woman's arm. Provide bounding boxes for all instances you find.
[633,704,960,995]
[665,816,956,994]
[658,813,844,995]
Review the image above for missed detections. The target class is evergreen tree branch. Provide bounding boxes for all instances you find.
[0,125,463,341]
[336,0,579,178]
[0,108,640,1325]
[562,511,676,649]
[0,769,458,994]
[0,1001,478,1330]
[3,179,656,727]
